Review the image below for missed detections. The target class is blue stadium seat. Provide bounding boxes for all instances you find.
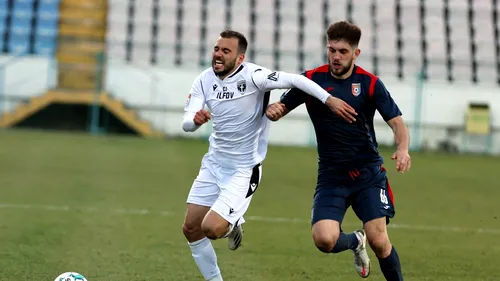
[0,20,5,35]
[12,0,35,11]
[0,0,8,19]
[38,9,59,22]
[0,0,8,9]
[34,35,57,55]
[36,20,58,37]
[10,17,32,34]
[0,12,7,23]
[39,0,61,6]
[39,0,60,13]
[12,9,34,21]
[7,35,30,54]
[37,0,60,30]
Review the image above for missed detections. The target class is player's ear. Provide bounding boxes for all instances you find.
[238,53,245,64]
[353,48,361,59]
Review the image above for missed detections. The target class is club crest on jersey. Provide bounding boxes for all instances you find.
[352,83,361,96]
[237,80,246,95]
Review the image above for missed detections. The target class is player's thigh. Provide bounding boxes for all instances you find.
[186,157,220,208]
[209,163,262,226]
[351,175,395,225]
[311,183,350,226]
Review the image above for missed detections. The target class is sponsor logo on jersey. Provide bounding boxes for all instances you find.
[216,86,235,99]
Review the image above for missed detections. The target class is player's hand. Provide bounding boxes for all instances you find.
[391,149,411,174]
[193,109,211,126]
[266,102,287,121]
[325,96,357,123]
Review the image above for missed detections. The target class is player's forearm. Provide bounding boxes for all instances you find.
[390,119,410,151]
[182,112,201,132]
[277,73,330,104]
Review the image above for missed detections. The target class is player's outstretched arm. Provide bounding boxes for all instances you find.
[387,116,411,173]
[252,69,357,123]
[182,75,209,132]
[373,78,411,173]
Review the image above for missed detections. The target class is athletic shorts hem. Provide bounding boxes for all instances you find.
[359,213,395,225]
[311,213,344,225]
[186,199,213,208]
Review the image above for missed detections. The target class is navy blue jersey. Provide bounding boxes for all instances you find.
[280,64,402,168]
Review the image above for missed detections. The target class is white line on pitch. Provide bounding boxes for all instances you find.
[1,203,499,235]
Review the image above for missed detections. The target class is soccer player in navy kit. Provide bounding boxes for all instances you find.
[266,21,410,280]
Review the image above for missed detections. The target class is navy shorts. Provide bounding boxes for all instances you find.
[311,164,395,225]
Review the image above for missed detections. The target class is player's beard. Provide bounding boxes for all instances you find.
[212,57,238,77]
[329,57,354,77]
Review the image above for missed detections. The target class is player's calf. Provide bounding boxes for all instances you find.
[183,204,224,280]
[364,218,403,281]
[364,218,392,258]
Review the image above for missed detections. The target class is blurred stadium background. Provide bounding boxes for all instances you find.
[0,0,499,280]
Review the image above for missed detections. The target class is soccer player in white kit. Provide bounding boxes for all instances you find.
[181,30,357,281]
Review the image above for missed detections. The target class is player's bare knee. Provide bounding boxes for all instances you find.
[201,225,218,240]
[200,211,230,240]
[312,231,339,253]
[182,221,203,241]
[312,220,340,253]
[201,220,228,240]
[314,237,336,253]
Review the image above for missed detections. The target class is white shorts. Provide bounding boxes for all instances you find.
[187,155,263,225]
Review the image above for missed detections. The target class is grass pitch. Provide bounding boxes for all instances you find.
[0,129,499,281]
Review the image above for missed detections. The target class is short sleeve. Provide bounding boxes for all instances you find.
[372,79,402,121]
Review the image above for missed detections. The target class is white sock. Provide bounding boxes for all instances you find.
[188,237,223,281]
[208,275,224,281]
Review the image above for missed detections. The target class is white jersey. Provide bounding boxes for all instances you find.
[182,62,331,168]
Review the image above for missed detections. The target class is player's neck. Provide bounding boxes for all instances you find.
[331,65,355,80]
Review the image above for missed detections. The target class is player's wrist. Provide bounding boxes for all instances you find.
[324,95,334,105]
[396,146,409,153]
[323,95,333,104]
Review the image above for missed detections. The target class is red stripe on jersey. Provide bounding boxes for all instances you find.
[304,64,329,107]
[305,70,313,80]
[355,66,378,98]
[305,64,329,80]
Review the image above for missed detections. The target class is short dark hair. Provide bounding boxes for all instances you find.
[220,30,248,54]
[326,21,362,47]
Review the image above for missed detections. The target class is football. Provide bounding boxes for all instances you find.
[54,272,88,281]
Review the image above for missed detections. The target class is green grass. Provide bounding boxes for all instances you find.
[0,129,499,281]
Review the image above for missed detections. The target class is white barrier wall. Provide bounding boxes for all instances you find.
[1,56,499,153]
[104,60,500,153]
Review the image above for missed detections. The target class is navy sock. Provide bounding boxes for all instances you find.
[331,232,359,253]
[378,246,403,281]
